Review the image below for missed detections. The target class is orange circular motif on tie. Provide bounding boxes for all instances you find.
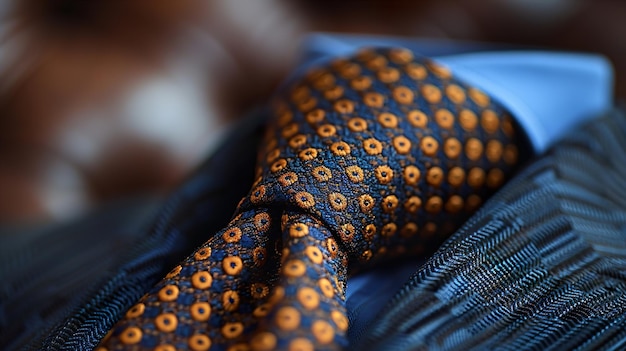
[340,223,355,241]
[289,338,314,351]
[328,192,347,211]
[305,108,325,124]
[253,247,266,266]
[331,310,349,331]
[393,86,414,104]
[125,303,145,318]
[426,61,451,79]
[250,332,276,351]
[222,322,244,339]
[487,168,505,188]
[407,110,428,128]
[158,285,179,302]
[378,112,398,128]
[446,84,466,104]
[297,96,317,112]
[502,116,515,137]
[334,99,355,114]
[425,196,443,214]
[338,62,361,79]
[251,283,270,299]
[382,223,398,237]
[317,124,337,138]
[299,148,318,161]
[223,227,242,243]
[465,138,484,160]
[275,306,301,331]
[351,76,372,90]
[448,167,466,187]
[389,48,414,64]
[364,224,377,241]
[120,327,142,345]
[165,265,182,279]
[445,195,464,213]
[270,286,285,304]
[313,73,335,90]
[312,320,335,344]
[294,192,315,209]
[378,67,400,83]
[290,86,310,103]
[284,260,306,277]
[375,165,394,184]
[393,136,412,154]
[330,141,351,156]
[364,92,385,107]
[271,159,287,173]
[306,246,324,264]
[188,334,211,351]
[404,165,421,185]
[222,291,240,312]
[347,117,368,132]
[469,88,490,107]
[282,123,299,139]
[406,63,428,80]
[363,138,383,155]
[250,185,266,204]
[420,136,439,156]
[444,138,462,159]
[382,195,399,213]
[194,247,212,260]
[421,84,442,104]
[366,55,387,70]
[313,166,332,182]
[290,223,309,238]
[191,271,213,289]
[435,109,455,129]
[358,194,375,212]
[404,196,422,213]
[319,278,334,298]
[467,168,486,188]
[481,110,500,133]
[426,167,444,187]
[278,172,298,187]
[401,222,419,237]
[325,85,344,100]
[289,135,307,149]
[459,110,478,131]
[486,140,503,163]
[190,302,211,321]
[253,304,270,318]
[223,256,243,276]
[155,313,178,332]
[345,165,364,183]
[297,287,320,310]
[326,238,339,258]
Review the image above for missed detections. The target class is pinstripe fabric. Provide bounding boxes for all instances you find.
[359,109,626,351]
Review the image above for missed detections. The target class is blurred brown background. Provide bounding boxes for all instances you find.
[0,0,624,222]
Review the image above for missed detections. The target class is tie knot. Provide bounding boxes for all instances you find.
[242,47,526,266]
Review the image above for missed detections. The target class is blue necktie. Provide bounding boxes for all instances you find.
[98,47,529,351]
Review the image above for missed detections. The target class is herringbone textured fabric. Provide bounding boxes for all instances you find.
[359,110,626,351]
[98,47,529,351]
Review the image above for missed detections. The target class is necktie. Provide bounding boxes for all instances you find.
[358,110,626,350]
[98,47,529,351]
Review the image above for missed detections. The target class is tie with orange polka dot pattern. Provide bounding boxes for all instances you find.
[98,47,530,351]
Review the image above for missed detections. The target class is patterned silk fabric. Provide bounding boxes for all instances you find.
[98,47,529,351]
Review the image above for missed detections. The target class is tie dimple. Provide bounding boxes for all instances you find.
[98,47,529,351]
